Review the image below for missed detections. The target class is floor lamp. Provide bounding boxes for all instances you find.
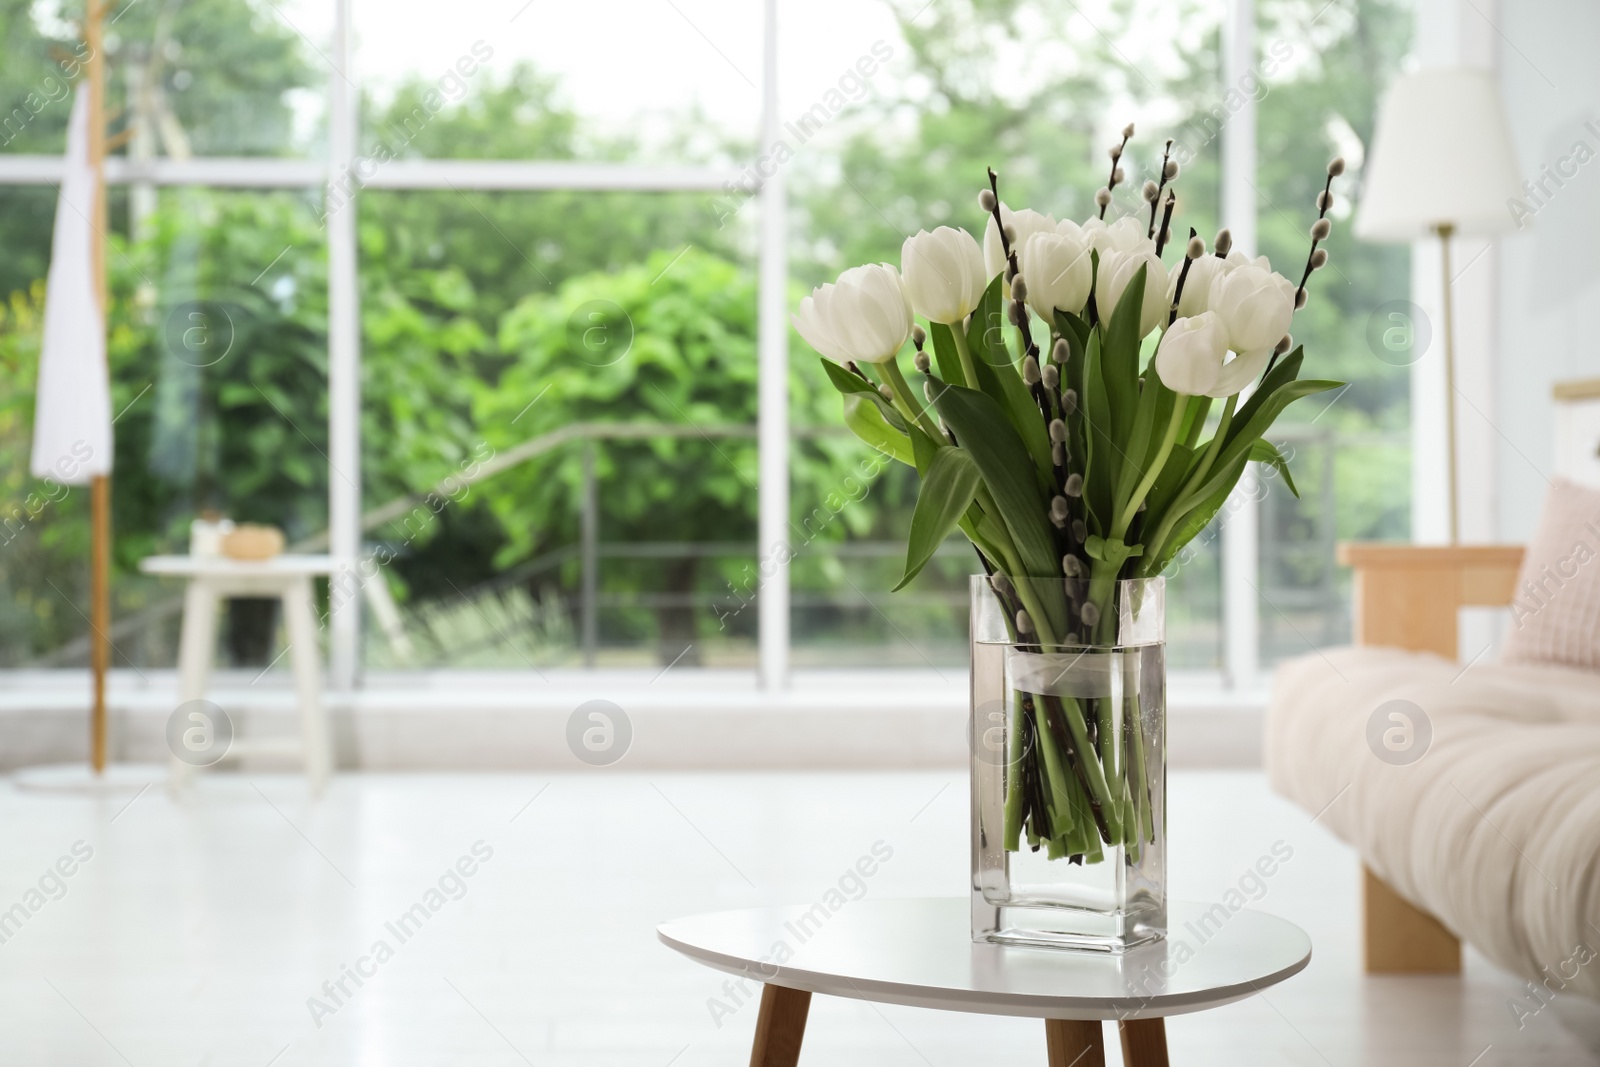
[1355,68,1522,544]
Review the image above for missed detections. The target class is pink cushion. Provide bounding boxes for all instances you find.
[1502,478,1600,671]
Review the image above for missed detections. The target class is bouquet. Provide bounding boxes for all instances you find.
[796,126,1343,865]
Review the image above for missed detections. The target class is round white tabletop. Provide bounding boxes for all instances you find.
[658,896,1311,1022]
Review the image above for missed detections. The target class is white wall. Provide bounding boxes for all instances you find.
[1495,0,1600,538]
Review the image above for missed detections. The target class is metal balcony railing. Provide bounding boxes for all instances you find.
[33,420,1406,671]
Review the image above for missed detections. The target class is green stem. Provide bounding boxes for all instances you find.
[1188,392,1237,493]
[1138,393,1238,574]
[1118,592,1158,858]
[1181,395,1213,450]
[1124,647,1151,851]
[881,356,942,442]
[958,515,1004,578]
[950,323,978,388]
[1003,689,1027,851]
[1003,571,1125,846]
[1043,694,1121,844]
[1112,398,1186,541]
[1030,697,1076,835]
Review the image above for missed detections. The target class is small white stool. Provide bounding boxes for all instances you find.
[141,554,335,794]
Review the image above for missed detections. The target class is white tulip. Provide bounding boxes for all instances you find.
[1209,262,1294,354]
[1224,250,1272,273]
[1019,230,1093,320]
[983,204,1057,280]
[1057,218,1089,241]
[1166,253,1228,318]
[900,227,986,323]
[1209,344,1274,397]
[1082,215,1154,257]
[792,263,913,365]
[1094,249,1168,337]
[792,295,850,363]
[1153,312,1226,396]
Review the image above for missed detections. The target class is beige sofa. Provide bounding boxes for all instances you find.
[1265,544,1600,997]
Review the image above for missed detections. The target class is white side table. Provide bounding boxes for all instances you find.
[659,897,1311,1066]
[141,554,335,793]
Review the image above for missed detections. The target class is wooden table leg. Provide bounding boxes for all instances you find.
[749,984,810,1067]
[1045,1019,1104,1067]
[1118,1017,1169,1067]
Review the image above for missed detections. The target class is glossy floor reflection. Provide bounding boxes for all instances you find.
[1,769,1596,1065]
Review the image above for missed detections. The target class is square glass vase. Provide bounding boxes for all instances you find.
[970,574,1167,952]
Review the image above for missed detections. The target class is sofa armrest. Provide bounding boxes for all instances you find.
[1337,543,1524,660]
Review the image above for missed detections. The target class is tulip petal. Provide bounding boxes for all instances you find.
[903,228,979,323]
[1154,311,1228,396]
[1208,344,1273,398]
[792,292,850,363]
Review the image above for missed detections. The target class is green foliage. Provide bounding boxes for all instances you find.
[465,247,862,655]
[479,247,761,564]
[0,0,1412,668]
[114,190,331,541]
[894,445,980,590]
[103,0,311,156]
[1254,2,1414,443]
[0,0,315,297]
[0,283,87,656]
[792,0,1212,287]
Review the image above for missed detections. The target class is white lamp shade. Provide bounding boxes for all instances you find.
[1355,68,1524,241]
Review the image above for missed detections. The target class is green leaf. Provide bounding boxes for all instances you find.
[843,393,913,466]
[820,357,875,395]
[928,322,966,388]
[1250,438,1299,497]
[973,505,1010,562]
[836,369,909,435]
[1179,394,1212,449]
[1200,376,1339,500]
[1098,262,1149,443]
[1080,330,1114,533]
[1113,363,1178,511]
[967,276,1053,485]
[819,357,925,442]
[894,446,982,590]
[1141,452,1249,577]
[1235,347,1306,430]
[1142,440,1194,526]
[1053,309,1091,355]
[930,384,1058,585]
[910,414,941,476]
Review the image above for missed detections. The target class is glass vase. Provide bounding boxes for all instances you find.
[970,574,1166,952]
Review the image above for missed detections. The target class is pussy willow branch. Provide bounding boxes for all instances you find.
[1263,167,1336,380]
[1154,191,1177,257]
[1101,130,1132,220]
[1168,227,1199,325]
[1147,139,1173,239]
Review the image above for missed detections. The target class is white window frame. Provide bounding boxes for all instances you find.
[0,0,1283,693]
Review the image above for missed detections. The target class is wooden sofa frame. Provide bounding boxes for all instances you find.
[1337,543,1525,973]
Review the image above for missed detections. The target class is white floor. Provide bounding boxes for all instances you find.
[1,770,1596,1066]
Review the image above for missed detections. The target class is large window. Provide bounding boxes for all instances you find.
[0,0,1411,689]
[1250,0,1413,667]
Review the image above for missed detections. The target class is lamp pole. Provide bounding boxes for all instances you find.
[1435,222,1459,545]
